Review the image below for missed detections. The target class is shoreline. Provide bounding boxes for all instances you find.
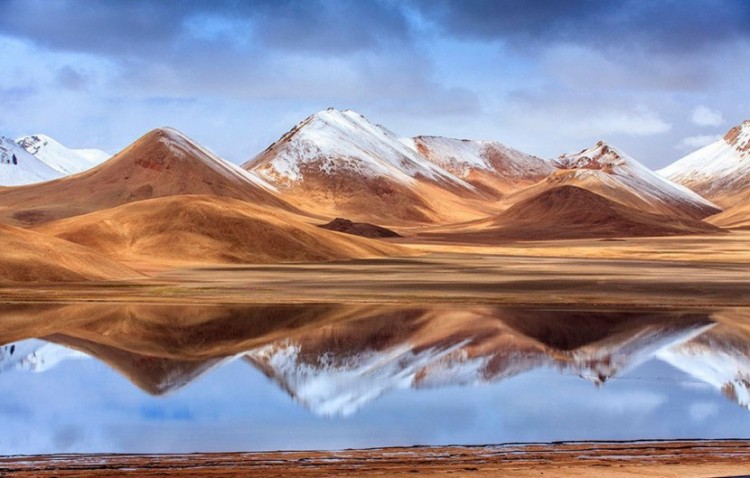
[2,440,749,477]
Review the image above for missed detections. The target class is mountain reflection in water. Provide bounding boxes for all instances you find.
[2,303,749,415]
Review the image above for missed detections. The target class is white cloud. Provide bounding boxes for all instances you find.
[591,109,672,136]
[691,106,724,126]
[676,134,721,151]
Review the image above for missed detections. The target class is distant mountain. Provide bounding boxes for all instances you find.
[244,108,520,225]
[553,141,722,220]
[0,136,60,186]
[421,183,720,243]
[17,134,110,175]
[408,135,554,196]
[463,185,721,241]
[0,127,293,225]
[659,119,750,206]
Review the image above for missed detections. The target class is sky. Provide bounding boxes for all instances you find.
[1,0,749,169]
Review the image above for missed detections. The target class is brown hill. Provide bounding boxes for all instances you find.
[36,195,409,266]
[428,186,721,242]
[318,218,401,238]
[0,223,139,282]
[0,128,293,226]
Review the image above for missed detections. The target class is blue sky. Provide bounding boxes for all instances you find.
[1,0,749,168]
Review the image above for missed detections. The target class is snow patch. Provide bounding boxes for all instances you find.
[659,120,750,195]
[16,134,108,175]
[0,136,61,186]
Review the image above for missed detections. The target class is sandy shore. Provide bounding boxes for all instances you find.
[1,441,748,477]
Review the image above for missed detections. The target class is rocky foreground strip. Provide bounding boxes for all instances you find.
[1,440,749,477]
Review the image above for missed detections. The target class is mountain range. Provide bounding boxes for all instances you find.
[0,108,748,281]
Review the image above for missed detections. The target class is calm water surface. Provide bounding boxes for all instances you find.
[0,303,748,454]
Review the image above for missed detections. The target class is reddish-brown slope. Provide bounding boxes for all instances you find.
[427,185,721,242]
[36,195,409,266]
[0,128,293,225]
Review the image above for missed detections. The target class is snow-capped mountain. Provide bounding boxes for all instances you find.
[246,108,474,190]
[17,134,110,175]
[658,119,750,204]
[244,108,496,224]
[0,136,61,186]
[0,127,292,225]
[554,141,722,219]
[407,135,554,194]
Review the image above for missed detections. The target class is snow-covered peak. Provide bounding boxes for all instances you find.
[658,119,750,198]
[0,136,61,186]
[246,108,475,190]
[556,140,721,218]
[407,135,554,180]
[555,140,631,170]
[16,134,109,175]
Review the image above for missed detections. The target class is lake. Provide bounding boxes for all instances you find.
[1,303,748,454]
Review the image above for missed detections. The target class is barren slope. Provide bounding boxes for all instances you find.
[0,223,139,282]
[708,193,750,229]
[432,186,721,242]
[36,195,408,266]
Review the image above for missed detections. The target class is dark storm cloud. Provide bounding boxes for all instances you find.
[411,0,750,54]
[0,0,412,57]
